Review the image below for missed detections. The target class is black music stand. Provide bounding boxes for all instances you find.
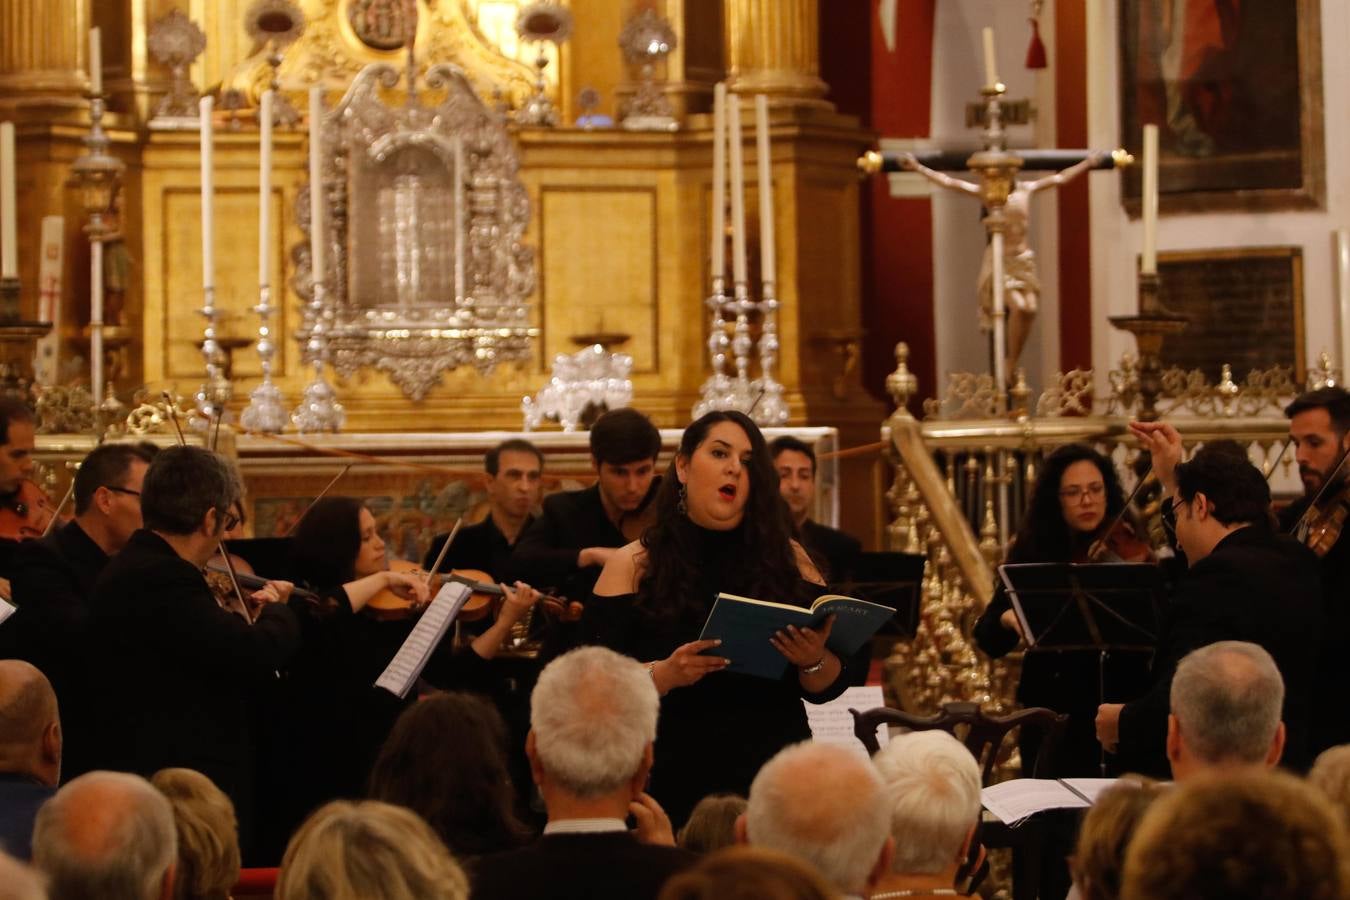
[998,562,1164,774]
[837,551,926,638]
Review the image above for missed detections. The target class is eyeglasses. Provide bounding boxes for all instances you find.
[219,509,240,532]
[1059,483,1106,501]
[103,486,141,499]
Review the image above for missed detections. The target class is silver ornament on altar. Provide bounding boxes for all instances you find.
[618,8,678,132]
[147,9,208,128]
[522,344,633,432]
[514,2,572,128]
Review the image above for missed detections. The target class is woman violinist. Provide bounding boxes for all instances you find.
[973,444,1155,779]
[264,496,541,856]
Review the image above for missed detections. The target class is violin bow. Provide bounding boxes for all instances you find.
[162,393,252,622]
[1087,468,1155,562]
[41,476,77,538]
[1289,443,1350,536]
[1263,438,1292,482]
[281,464,353,538]
[424,517,462,587]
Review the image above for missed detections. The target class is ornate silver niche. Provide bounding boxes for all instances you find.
[296,62,537,400]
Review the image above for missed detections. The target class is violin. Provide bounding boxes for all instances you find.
[1293,446,1350,558]
[0,478,60,541]
[365,559,502,622]
[203,564,339,617]
[1085,519,1154,563]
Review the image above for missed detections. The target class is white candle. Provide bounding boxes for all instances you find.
[453,137,464,303]
[754,93,775,286]
[711,83,727,285]
[89,27,102,95]
[308,87,325,285]
[259,90,273,289]
[728,96,748,286]
[981,27,999,87]
[0,122,15,280]
[1141,123,1159,275]
[1337,230,1350,373]
[199,97,215,291]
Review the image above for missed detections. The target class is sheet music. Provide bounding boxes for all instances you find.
[981,777,1116,825]
[374,582,472,698]
[0,598,15,627]
[803,685,887,760]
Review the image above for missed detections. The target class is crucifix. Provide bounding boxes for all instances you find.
[859,28,1130,408]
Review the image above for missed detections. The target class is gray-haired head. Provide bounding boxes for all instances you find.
[872,730,982,875]
[530,646,659,798]
[1170,640,1284,766]
[0,660,60,786]
[0,850,46,900]
[140,445,242,537]
[744,741,893,895]
[32,771,177,900]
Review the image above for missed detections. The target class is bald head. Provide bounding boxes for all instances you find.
[742,742,893,894]
[0,661,59,786]
[32,771,176,900]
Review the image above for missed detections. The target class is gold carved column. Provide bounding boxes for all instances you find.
[0,0,91,112]
[724,0,828,107]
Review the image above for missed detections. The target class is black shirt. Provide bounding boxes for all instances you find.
[1117,524,1325,775]
[800,519,862,583]
[510,484,628,600]
[473,832,696,900]
[4,520,110,779]
[424,513,533,584]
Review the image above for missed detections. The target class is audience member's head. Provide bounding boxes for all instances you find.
[149,769,239,900]
[528,646,659,807]
[1308,744,1350,831]
[1069,776,1166,900]
[369,691,531,857]
[277,800,467,900]
[738,742,893,897]
[0,850,46,900]
[1167,641,1285,780]
[658,845,838,900]
[871,731,981,880]
[1121,769,1350,900]
[0,661,60,788]
[32,771,176,900]
[677,794,747,854]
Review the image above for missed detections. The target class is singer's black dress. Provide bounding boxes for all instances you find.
[581,522,866,826]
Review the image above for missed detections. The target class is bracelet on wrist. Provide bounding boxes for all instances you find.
[799,657,826,676]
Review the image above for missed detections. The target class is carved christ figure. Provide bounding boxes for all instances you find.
[900,150,1109,376]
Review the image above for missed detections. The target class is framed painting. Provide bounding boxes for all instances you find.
[1155,246,1305,383]
[1119,0,1324,213]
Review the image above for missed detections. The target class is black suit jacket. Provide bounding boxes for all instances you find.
[510,485,629,600]
[3,520,111,778]
[800,519,862,583]
[0,774,54,860]
[424,514,532,584]
[1117,525,1325,775]
[472,831,697,900]
[84,530,300,812]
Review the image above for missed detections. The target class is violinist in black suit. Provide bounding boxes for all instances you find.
[83,445,302,851]
[1278,387,1350,753]
[5,442,153,779]
[1096,425,1325,776]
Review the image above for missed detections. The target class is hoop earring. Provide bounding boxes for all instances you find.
[678,483,687,515]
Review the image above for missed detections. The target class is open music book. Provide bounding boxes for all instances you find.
[375,581,472,698]
[697,591,895,679]
[981,777,1119,825]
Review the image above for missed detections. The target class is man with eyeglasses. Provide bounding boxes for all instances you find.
[2,442,153,779]
[82,445,300,853]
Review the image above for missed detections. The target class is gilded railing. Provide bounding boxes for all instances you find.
[880,344,1330,716]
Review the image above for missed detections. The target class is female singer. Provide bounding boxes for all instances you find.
[266,497,539,856]
[584,411,866,826]
[973,443,1154,777]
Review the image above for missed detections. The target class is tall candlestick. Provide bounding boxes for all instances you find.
[1141,122,1159,275]
[0,122,15,280]
[199,97,215,291]
[728,96,748,287]
[1337,230,1350,374]
[711,83,727,284]
[754,93,776,286]
[981,27,999,87]
[308,88,325,284]
[453,136,464,303]
[89,27,102,95]
[259,90,273,288]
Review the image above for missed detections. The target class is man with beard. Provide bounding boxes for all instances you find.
[1279,387,1350,753]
